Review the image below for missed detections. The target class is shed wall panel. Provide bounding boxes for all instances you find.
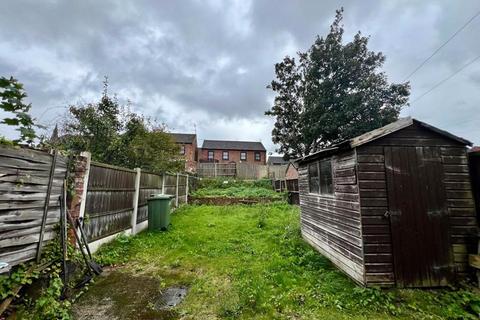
[299,150,365,284]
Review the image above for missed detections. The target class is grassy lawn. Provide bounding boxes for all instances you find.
[74,204,479,319]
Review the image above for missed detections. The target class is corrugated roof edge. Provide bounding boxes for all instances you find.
[296,117,472,165]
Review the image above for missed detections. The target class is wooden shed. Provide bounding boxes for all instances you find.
[297,117,477,287]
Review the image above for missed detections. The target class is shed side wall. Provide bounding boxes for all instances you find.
[441,147,477,277]
[299,150,364,284]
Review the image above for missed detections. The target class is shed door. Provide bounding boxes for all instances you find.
[384,146,452,287]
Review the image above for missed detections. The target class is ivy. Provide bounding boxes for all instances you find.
[0,226,86,319]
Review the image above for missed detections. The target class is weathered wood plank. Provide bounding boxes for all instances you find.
[357,155,384,163]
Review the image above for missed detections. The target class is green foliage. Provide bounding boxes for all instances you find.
[0,76,40,145]
[95,234,133,266]
[0,227,85,319]
[266,8,410,159]
[197,178,273,190]
[0,135,15,146]
[56,78,182,173]
[85,204,479,319]
[192,185,282,199]
[193,178,281,198]
[19,264,72,320]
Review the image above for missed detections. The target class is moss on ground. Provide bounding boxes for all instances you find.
[74,204,480,319]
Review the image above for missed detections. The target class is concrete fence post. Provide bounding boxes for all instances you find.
[214,162,217,177]
[185,175,189,204]
[175,173,179,207]
[131,167,141,235]
[161,173,166,194]
[78,152,91,220]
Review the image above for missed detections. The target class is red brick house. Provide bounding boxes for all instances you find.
[168,133,197,172]
[199,140,266,165]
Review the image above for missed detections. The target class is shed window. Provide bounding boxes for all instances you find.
[240,151,247,160]
[308,163,320,193]
[319,159,333,194]
[180,145,185,155]
[308,159,333,195]
[208,150,214,161]
[255,152,261,161]
[222,151,229,160]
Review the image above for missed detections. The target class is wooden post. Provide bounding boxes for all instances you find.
[78,152,91,220]
[131,168,141,235]
[185,175,189,204]
[36,150,57,263]
[162,173,165,194]
[214,162,217,178]
[175,173,179,207]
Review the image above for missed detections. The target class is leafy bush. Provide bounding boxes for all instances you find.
[197,178,273,190]
[192,186,282,199]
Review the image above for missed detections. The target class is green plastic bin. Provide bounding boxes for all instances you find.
[147,194,173,231]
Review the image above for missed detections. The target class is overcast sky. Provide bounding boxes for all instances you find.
[1,0,479,153]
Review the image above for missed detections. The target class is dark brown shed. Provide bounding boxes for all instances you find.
[297,117,477,287]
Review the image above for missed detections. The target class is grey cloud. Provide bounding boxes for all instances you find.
[0,0,479,150]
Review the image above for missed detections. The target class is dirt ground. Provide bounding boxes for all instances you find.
[72,267,180,320]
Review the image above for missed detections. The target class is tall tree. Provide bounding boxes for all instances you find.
[266,8,410,159]
[0,76,39,145]
[58,78,182,173]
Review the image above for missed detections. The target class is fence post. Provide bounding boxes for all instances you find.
[162,173,165,194]
[78,152,91,220]
[131,167,141,235]
[185,175,189,204]
[175,173,179,207]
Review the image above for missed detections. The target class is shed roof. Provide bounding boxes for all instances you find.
[202,140,266,151]
[168,133,196,144]
[267,156,288,165]
[297,117,472,164]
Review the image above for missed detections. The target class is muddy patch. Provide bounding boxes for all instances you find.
[72,269,187,320]
[155,286,188,310]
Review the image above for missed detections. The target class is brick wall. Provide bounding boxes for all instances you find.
[198,149,266,165]
[179,140,197,172]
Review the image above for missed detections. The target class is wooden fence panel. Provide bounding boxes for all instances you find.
[83,162,136,241]
[138,172,163,223]
[268,165,287,179]
[197,163,236,177]
[236,163,269,179]
[0,146,68,267]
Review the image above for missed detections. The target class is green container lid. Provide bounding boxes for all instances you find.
[148,194,173,200]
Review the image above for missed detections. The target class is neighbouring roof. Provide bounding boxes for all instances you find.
[202,140,266,151]
[267,156,288,165]
[297,117,472,164]
[168,133,196,144]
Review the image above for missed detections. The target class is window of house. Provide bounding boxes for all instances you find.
[208,150,214,161]
[308,159,333,195]
[222,151,229,160]
[180,145,185,155]
[254,152,261,161]
[240,151,247,161]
